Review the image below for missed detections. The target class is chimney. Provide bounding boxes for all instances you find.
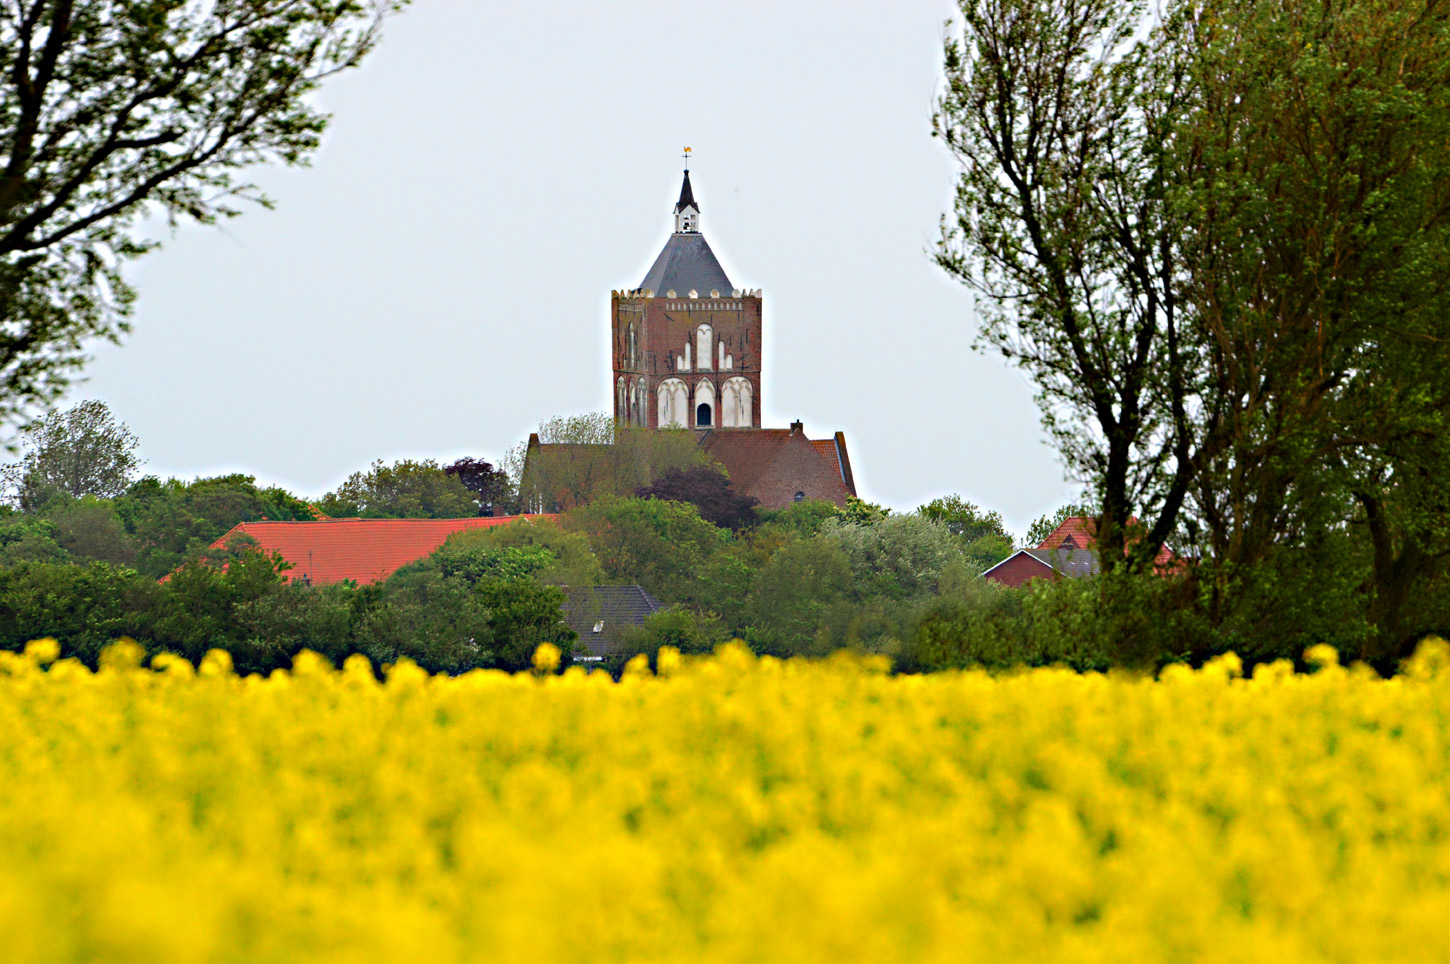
[789,420,803,435]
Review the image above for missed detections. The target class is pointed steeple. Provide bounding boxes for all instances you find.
[673,168,699,233]
[675,169,697,214]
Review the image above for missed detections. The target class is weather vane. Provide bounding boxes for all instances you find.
[682,146,692,171]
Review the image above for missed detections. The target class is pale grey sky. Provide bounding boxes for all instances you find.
[71,0,1079,537]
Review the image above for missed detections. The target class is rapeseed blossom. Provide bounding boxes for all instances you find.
[2,639,1449,962]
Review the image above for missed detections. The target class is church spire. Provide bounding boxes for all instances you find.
[674,148,699,233]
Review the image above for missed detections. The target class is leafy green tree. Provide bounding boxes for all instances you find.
[743,536,853,657]
[636,465,758,531]
[318,459,477,519]
[917,494,1006,542]
[440,517,605,588]
[918,494,1015,572]
[49,497,136,566]
[114,474,313,577]
[824,514,962,601]
[935,0,1210,567]
[937,0,1450,651]
[511,414,709,512]
[0,560,159,665]
[1023,504,1089,549]
[562,496,729,604]
[0,511,64,564]
[2,400,141,509]
[0,1,408,428]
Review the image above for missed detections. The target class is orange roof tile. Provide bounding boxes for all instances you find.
[205,515,556,585]
[1039,516,1178,569]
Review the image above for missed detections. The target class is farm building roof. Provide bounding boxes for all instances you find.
[202,515,555,585]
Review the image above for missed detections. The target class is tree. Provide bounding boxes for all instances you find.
[511,413,709,512]
[0,1,407,428]
[636,465,759,531]
[918,494,1008,542]
[3,399,140,507]
[936,0,1450,649]
[444,457,512,516]
[561,496,728,604]
[1163,0,1450,656]
[114,473,313,577]
[319,459,477,519]
[935,0,1206,568]
[1023,504,1090,549]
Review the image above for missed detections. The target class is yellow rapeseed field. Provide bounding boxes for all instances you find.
[3,638,1450,963]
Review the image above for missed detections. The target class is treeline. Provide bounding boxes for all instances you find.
[0,466,1021,676]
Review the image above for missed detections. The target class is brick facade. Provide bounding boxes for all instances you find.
[982,552,1057,589]
[611,291,762,431]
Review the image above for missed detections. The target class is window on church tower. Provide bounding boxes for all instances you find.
[697,403,712,427]
[697,325,712,371]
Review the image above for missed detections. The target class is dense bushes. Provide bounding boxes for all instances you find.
[3,458,1426,676]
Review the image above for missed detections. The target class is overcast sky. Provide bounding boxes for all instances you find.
[69,0,1079,538]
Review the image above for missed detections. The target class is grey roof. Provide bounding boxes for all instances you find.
[563,586,666,657]
[675,169,697,212]
[1023,548,1101,579]
[639,232,733,297]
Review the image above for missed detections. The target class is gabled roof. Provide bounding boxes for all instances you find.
[202,515,554,585]
[698,426,856,509]
[981,547,1099,586]
[639,232,733,297]
[1023,547,1101,579]
[1039,516,1176,568]
[563,586,666,657]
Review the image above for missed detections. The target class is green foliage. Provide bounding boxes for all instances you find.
[512,416,710,512]
[0,561,159,666]
[823,514,961,601]
[754,499,843,541]
[114,474,314,578]
[440,518,604,588]
[2,401,141,509]
[1024,505,1089,549]
[562,497,728,604]
[0,2,409,431]
[0,513,65,565]
[432,544,556,585]
[744,537,854,657]
[318,459,477,519]
[917,494,1007,542]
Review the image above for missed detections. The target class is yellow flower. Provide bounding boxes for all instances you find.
[532,642,562,674]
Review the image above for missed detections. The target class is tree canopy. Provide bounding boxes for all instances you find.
[0,0,407,427]
[2,399,140,508]
[936,0,1450,657]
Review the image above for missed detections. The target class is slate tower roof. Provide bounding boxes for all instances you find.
[640,170,733,296]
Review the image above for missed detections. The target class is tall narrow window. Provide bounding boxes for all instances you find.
[697,325,713,371]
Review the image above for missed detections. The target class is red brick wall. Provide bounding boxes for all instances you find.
[748,434,852,509]
[611,292,762,430]
[984,553,1056,589]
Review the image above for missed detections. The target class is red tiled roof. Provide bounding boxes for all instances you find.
[700,429,798,492]
[204,515,556,585]
[1039,516,1177,568]
[699,428,856,509]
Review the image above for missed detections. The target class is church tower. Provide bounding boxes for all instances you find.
[611,166,762,430]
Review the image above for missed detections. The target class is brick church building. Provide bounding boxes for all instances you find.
[601,166,858,509]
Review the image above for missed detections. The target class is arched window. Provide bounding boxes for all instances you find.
[694,379,715,428]
[722,377,752,428]
[629,324,637,368]
[697,325,713,371]
[794,491,806,502]
[657,378,688,428]
[616,376,626,420]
